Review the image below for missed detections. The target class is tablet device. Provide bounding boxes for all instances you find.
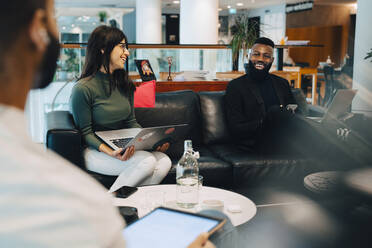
[122,207,226,248]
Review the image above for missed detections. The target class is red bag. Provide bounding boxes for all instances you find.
[134,80,156,108]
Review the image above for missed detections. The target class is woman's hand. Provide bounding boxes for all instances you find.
[156,142,170,153]
[187,233,215,248]
[111,145,135,161]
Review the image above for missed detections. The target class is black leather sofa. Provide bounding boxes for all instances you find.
[46,89,335,190]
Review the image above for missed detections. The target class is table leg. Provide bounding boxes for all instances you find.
[311,73,317,105]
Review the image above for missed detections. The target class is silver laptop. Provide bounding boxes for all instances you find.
[95,124,188,151]
[307,89,357,123]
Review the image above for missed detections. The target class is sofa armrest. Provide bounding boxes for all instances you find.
[308,105,326,117]
[45,111,85,169]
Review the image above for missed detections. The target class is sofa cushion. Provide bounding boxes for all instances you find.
[208,144,323,187]
[198,91,232,145]
[135,90,202,160]
[134,80,156,108]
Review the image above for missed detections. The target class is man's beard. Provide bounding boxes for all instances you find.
[32,32,60,89]
[247,60,272,81]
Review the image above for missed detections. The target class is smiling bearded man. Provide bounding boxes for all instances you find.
[225,37,297,154]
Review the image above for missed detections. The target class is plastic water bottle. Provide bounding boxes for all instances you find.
[176,140,200,208]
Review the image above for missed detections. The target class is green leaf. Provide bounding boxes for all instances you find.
[229,15,259,68]
[365,48,372,62]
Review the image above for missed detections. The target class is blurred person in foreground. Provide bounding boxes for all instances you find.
[0,0,215,247]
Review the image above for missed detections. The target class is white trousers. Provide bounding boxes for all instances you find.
[84,148,172,193]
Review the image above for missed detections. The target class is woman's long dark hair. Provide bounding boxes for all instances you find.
[79,25,135,96]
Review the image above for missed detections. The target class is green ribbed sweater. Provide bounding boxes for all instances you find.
[70,71,141,150]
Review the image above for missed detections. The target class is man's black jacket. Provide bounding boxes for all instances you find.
[225,73,296,149]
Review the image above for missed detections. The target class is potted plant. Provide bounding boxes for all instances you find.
[365,48,372,62]
[98,11,107,24]
[230,15,259,71]
[64,49,79,80]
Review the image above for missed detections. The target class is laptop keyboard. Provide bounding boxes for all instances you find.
[111,138,133,148]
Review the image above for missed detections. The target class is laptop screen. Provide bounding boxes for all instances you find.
[323,89,357,122]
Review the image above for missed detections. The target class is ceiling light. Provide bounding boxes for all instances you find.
[173,0,180,4]
[218,8,222,11]
[227,5,231,9]
[237,3,243,7]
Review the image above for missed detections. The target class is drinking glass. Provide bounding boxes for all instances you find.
[198,175,204,190]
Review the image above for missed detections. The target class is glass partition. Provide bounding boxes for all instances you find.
[129,47,235,78]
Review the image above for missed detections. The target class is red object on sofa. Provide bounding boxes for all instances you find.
[134,80,156,108]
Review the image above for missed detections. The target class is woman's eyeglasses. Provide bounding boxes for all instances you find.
[118,42,129,52]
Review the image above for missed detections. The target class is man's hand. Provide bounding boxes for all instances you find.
[156,142,170,153]
[111,145,135,161]
[187,233,215,248]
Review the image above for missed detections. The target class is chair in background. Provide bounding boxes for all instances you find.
[323,65,337,107]
[296,62,322,105]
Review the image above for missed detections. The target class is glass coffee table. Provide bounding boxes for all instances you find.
[113,184,257,226]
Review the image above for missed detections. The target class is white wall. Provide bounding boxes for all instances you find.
[136,0,162,44]
[352,0,372,116]
[245,4,286,44]
[179,0,218,73]
[180,0,218,44]
[123,11,136,43]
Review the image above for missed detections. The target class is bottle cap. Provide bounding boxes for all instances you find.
[184,140,192,150]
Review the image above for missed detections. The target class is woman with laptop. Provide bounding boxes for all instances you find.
[70,26,171,193]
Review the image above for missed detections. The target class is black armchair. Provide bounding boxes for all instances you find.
[46,110,84,169]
